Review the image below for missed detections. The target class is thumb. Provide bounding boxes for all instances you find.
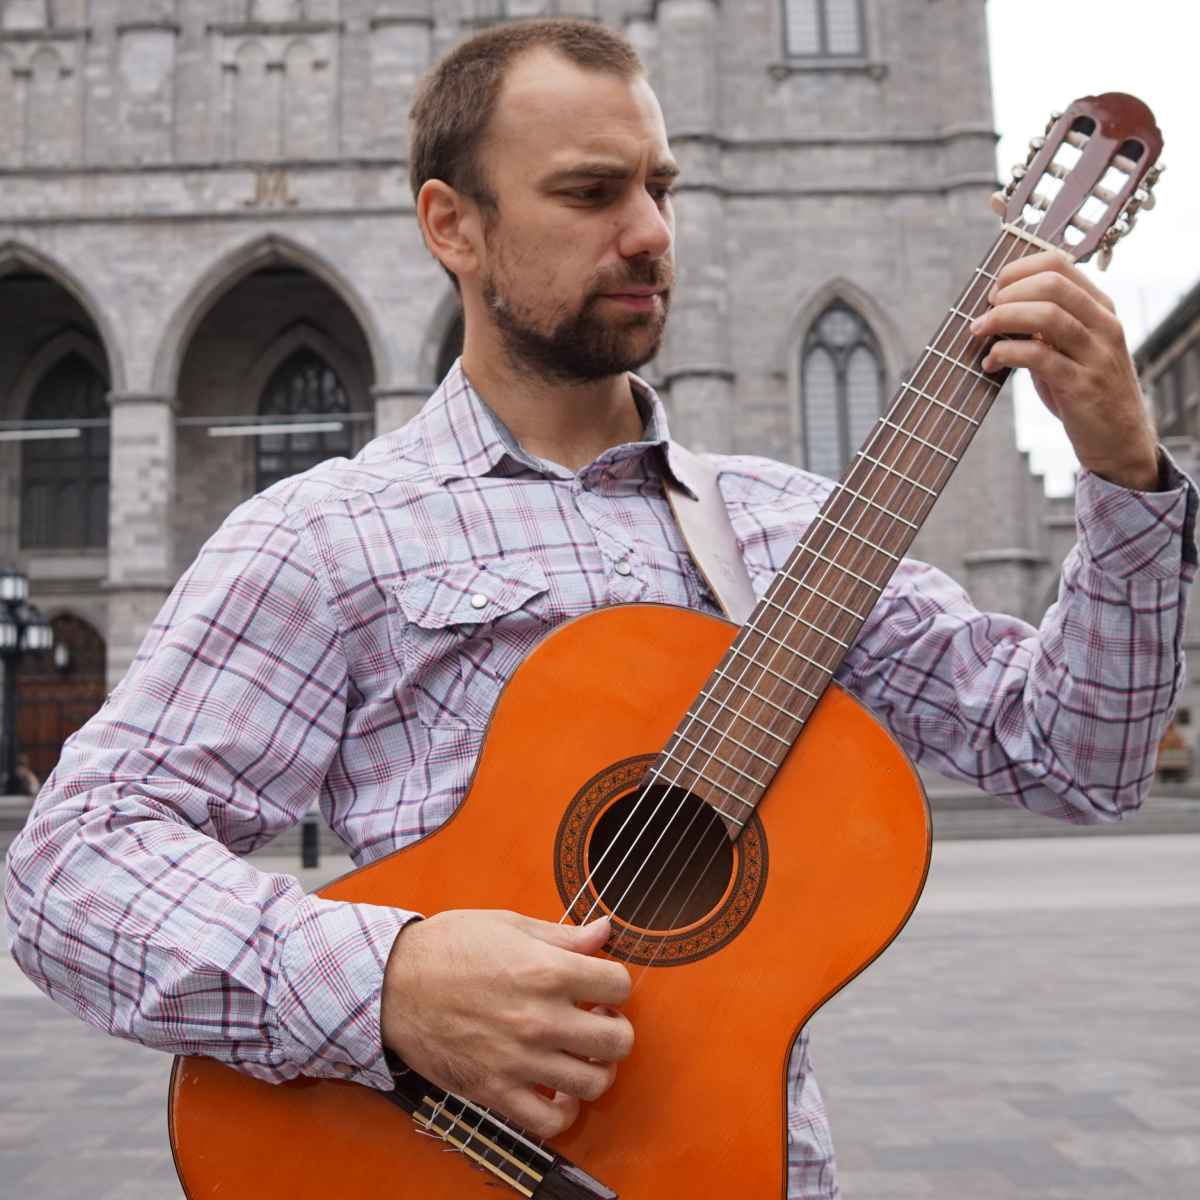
[521,914,612,955]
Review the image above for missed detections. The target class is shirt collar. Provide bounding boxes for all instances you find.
[420,358,693,496]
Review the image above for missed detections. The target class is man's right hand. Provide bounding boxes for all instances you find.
[380,909,634,1139]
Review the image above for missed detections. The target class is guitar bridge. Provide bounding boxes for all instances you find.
[386,1069,617,1198]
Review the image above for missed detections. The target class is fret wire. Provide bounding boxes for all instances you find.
[728,644,821,700]
[756,599,850,648]
[924,345,999,387]
[691,692,794,744]
[804,545,886,591]
[713,665,809,721]
[667,734,768,792]
[834,483,920,531]
[812,511,901,561]
[948,303,986,323]
[878,416,960,463]
[673,721,778,768]
[660,748,759,808]
[897,383,981,426]
[974,266,1000,283]
[744,621,837,675]
[854,452,939,498]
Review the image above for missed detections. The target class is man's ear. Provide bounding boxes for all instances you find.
[417,180,481,282]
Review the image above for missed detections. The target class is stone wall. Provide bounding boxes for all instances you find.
[0,0,1065,700]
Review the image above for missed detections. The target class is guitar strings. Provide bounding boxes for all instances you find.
[563,229,1029,942]
[585,228,1042,977]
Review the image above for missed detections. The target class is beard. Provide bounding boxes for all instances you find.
[482,256,673,384]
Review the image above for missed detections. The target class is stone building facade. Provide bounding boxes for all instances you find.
[0,0,1062,776]
[1135,278,1200,760]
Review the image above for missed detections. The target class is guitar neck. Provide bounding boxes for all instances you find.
[658,226,1052,830]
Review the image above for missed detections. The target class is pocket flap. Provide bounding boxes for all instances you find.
[395,557,549,630]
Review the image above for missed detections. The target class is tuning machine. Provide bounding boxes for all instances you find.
[1097,161,1165,270]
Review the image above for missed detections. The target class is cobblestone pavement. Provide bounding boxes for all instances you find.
[2,836,1197,1199]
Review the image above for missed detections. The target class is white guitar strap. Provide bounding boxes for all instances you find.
[663,444,758,625]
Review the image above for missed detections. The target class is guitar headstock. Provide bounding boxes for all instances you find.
[1002,92,1163,269]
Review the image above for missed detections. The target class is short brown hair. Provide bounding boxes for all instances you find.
[409,18,643,215]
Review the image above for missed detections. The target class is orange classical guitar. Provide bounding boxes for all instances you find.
[169,95,1162,1198]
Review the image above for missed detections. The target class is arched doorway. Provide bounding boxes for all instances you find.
[15,613,107,783]
[172,264,376,571]
[1,259,115,780]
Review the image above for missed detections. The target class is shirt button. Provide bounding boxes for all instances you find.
[332,1062,355,1077]
[470,593,488,610]
[614,559,633,577]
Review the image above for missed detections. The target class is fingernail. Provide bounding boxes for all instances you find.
[970,317,983,334]
[988,284,999,303]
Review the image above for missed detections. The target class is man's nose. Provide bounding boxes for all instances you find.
[617,189,673,261]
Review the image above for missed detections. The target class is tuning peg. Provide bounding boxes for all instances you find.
[1133,186,1155,211]
[1044,110,1063,134]
[1146,163,1166,187]
[1028,136,1046,154]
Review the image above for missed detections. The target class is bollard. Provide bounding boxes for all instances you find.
[301,809,320,869]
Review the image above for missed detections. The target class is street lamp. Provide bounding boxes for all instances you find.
[0,565,54,795]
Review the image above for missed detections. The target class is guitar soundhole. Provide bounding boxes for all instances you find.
[555,754,767,966]
[586,787,733,932]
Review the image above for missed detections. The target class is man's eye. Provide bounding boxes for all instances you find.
[649,184,676,203]
[569,186,608,202]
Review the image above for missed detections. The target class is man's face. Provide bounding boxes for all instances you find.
[469,50,677,383]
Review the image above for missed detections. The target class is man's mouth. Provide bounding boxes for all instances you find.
[599,288,665,311]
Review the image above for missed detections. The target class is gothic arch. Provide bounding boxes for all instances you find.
[778,277,901,469]
[0,241,126,391]
[7,327,108,422]
[151,233,387,397]
[239,320,369,413]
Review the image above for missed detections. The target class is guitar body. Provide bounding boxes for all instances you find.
[170,603,931,1197]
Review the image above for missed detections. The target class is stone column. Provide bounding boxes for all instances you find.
[104,392,176,689]
[653,0,733,453]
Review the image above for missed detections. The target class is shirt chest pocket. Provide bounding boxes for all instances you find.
[390,557,551,732]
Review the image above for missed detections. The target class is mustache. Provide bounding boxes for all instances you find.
[591,259,674,295]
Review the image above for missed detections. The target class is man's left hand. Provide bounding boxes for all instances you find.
[970,249,1160,492]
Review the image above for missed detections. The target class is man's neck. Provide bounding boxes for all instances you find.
[460,346,645,473]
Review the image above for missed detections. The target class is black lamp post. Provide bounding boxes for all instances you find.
[1,565,54,795]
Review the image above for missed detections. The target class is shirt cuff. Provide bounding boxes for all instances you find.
[272,894,421,1091]
[1073,446,1198,581]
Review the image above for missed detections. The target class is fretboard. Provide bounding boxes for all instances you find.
[657,225,1050,832]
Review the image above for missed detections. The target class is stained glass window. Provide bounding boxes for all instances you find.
[21,354,110,549]
[800,302,885,477]
[255,349,351,492]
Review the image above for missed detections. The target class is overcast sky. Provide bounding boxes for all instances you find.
[987,0,1198,492]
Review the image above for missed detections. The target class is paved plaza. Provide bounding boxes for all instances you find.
[2,833,1197,1199]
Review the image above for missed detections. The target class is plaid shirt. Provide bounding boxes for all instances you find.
[6,363,1195,1199]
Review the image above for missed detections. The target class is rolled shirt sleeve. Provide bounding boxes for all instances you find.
[839,454,1197,821]
[4,494,416,1090]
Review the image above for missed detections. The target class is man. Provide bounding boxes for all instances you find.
[5,18,1194,1200]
